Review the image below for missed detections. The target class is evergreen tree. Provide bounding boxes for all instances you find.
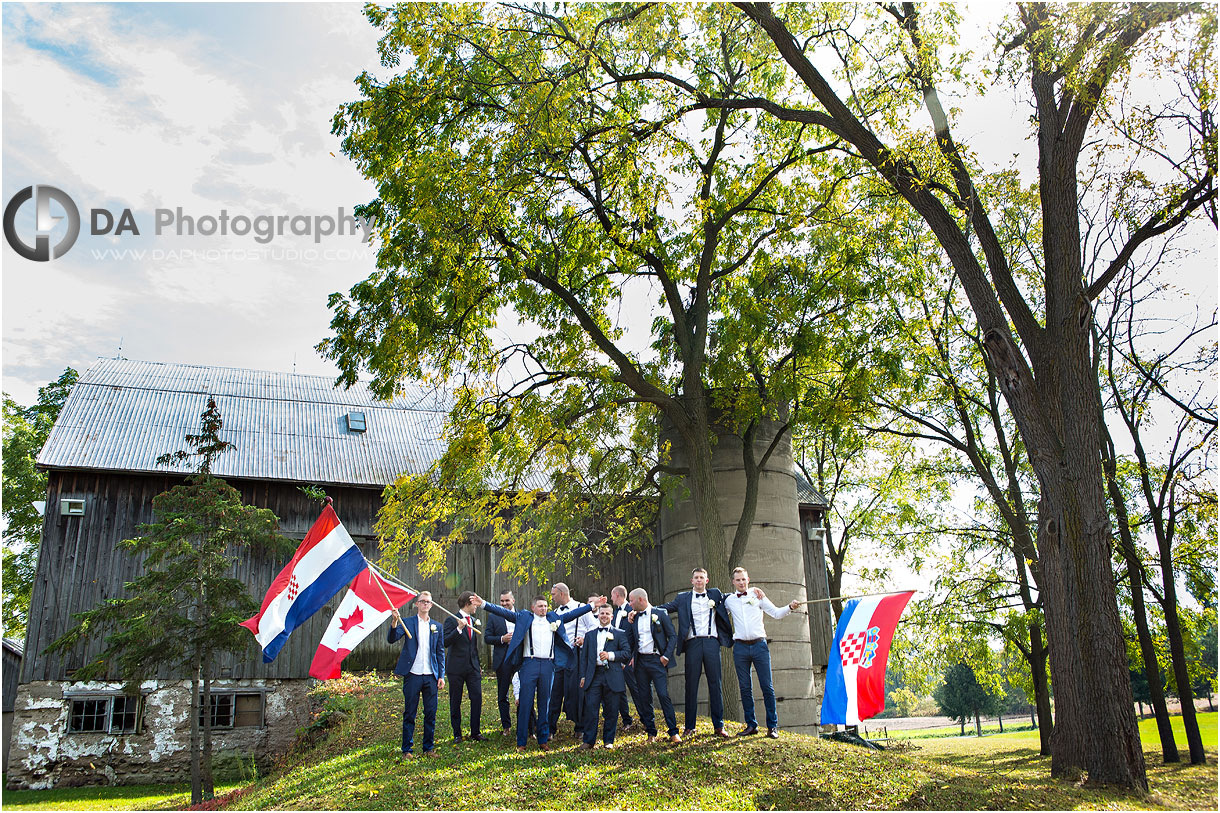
[48,398,291,804]
[934,662,1002,737]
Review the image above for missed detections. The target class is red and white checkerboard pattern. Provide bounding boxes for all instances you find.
[839,630,869,666]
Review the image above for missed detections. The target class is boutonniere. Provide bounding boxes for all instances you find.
[651,614,660,625]
[549,621,560,632]
[431,624,438,633]
[745,596,759,607]
[706,598,717,608]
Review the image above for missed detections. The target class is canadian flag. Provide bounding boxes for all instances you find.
[309,568,416,680]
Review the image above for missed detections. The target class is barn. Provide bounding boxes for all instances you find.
[6,357,832,788]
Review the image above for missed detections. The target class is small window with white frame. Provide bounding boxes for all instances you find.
[67,695,142,734]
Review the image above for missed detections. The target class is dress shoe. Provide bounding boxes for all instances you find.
[470,734,487,742]
[539,742,551,751]
[682,728,696,738]
[646,734,657,743]
[452,735,464,744]
[670,734,682,744]
[515,745,527,752]
[737,725,759,737]
[502,727,513,736]
[714,728,731,738]
[603,742,615,750]
[767,728,780,739]
[398,751,414,760]
[423,750,438,758]
[621,720,636,731]
[579,742,594,750]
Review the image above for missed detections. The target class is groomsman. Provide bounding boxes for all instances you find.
[443,591,485,743]
[577,603,631,749]
[548,583,585,737]
[627,588,681,743]
[572,592,601,736]
[659,566,734,738]
[723,567,801,739]
[610,585,639,730]
[388,592,445,758]
[484,589,520,735]
[473,591,604,750]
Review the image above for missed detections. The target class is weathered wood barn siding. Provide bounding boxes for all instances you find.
[26,469,665,682]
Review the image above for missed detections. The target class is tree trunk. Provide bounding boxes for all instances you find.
[998,714,1003,733]
[202,668,216,800]
[974,711,981,737]
[1102,419,1178,763]
[681,409,742,722]
[189,657,201,805]
[1159,585,1206,764]
[959,719,965,736]
[1028,618,1054,755]
[1030,705,1036,727]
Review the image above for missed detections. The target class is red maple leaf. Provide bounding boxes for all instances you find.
[339,605,364,634]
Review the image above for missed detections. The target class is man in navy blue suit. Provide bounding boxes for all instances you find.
[577,603,631,749]
[658,566,734,738]
[472,591,606,750]
[388,591,446,758]
[609,585,639,731]
[627,587,681,743]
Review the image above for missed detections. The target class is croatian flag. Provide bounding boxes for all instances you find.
[309,568,416,680]
[821,590,915,725]
[240,505,367,663]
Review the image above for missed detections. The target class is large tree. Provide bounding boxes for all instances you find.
[324,3,899,712]
[2,368,77,638]
[719,2,1213,788]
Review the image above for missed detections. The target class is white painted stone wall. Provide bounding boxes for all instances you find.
[4,679,311,789]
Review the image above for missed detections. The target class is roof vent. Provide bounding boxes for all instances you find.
[345,412,366,433]
[60,498,85,516]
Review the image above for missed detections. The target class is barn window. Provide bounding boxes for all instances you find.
[346,411,366,433]
[199,692,264,729]
[67,695,141,734]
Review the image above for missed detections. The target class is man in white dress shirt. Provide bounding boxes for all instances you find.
[548,582,584,737]
[723,567,801,739]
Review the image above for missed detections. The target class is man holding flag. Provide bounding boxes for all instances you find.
[389,592,446,758]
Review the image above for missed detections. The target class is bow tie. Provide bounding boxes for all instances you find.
[599,626,612,630]
[694,593,706,599]
[737,591,748,597]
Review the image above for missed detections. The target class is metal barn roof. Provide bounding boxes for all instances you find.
[37,358,451,487]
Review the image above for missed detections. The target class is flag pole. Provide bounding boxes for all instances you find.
[364,558,476,633]
[793,589,916,607]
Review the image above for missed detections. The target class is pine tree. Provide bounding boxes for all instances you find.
[48,398,291,803]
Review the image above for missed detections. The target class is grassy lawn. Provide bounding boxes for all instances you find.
[0,780,242,811]
[3,676,1213,810]
[227,673,1217,810]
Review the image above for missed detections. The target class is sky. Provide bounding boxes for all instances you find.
[3,2,387,405]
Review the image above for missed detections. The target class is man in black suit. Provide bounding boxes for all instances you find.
[627,587,681,744]
[484,588,518,735]
[610,585,639,731]
[577,603,632,749]
[658,566,734,738]
[443,590,485,743]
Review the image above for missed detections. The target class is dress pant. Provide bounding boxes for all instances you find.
[517,657,555,747]
[581,668,623,746]
[733,639,778,730]
[683,637,724,730]
[548,661,580,733]
[494,665,514,730]
[619,660,638,725]
[634,653,679,736]
[448,666,482,738]
[401,672,438,754]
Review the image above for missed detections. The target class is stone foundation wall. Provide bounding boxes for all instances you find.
[5,679,311,790]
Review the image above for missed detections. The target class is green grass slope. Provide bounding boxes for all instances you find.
[225,673,1216,811]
